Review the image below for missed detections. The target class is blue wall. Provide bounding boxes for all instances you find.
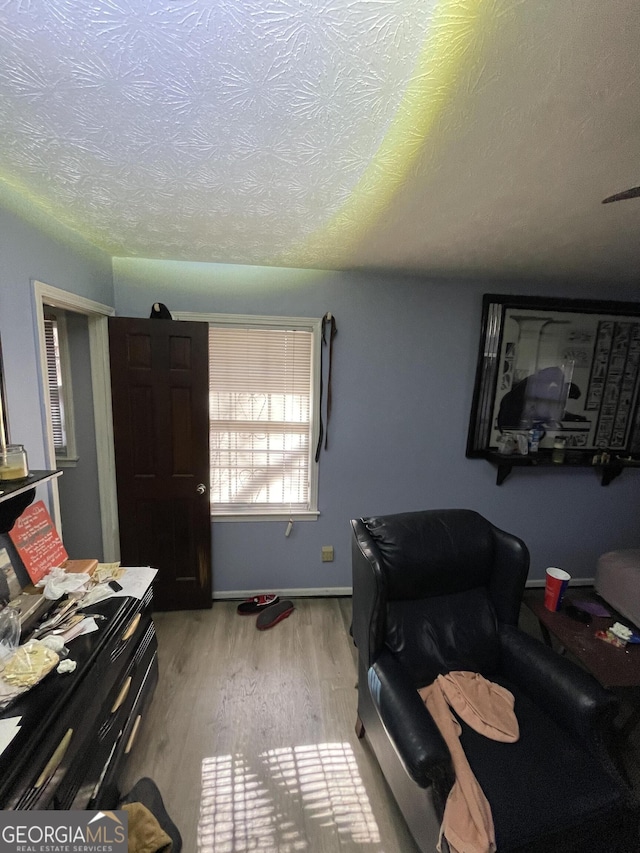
[113,258,640,594]
[0,206,113,504]
[57,311,104,559]
[4,200,638,597]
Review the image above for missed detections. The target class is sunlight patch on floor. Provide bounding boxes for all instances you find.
[198,742,380,851]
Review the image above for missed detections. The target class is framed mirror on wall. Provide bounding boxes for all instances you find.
[467,294,640,469]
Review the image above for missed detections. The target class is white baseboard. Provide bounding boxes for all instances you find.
[526,577,594,588]
[214,579,595,599]
[213,586,352,600]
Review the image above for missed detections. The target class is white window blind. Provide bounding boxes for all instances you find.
[44,314,67,453]
[208,323,317,515]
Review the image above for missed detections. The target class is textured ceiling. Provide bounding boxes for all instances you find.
[0,0,639,280]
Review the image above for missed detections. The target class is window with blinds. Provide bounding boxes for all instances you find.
[44,311,76,462]
[44,314,67,453]
[207,317,320,518]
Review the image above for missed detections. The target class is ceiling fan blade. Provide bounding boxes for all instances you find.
[602,186,640,203]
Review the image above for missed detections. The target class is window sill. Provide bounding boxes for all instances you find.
[211,511,320,523]
[55,457,79,468]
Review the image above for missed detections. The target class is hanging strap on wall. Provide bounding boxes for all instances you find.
[315,312,338,462]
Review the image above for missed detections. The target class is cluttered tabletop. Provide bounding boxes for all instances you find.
[523,588,640,689]
[0,560,156,721]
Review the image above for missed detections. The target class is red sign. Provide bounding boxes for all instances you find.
[8,501,68,584]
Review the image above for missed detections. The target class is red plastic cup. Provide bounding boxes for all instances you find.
[544,567,571,611]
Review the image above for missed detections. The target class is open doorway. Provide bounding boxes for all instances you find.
[33,281,119,561]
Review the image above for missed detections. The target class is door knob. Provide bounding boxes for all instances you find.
[196,483,207,495]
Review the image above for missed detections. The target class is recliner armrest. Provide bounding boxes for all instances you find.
[498,624,618,746]
[368,649,453,789]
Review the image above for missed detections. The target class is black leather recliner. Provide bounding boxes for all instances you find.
[351,509,638,852]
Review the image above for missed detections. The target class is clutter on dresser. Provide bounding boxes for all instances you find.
[0,639,59,708]
[0,467,158,810]
[0,562,157,712]
[0,574,158,811]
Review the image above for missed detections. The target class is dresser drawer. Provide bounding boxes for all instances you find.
[0,594,155,810]
[53,620,158,810]
[86,646,159,810]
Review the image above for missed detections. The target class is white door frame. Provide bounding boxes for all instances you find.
[32,280,120,561]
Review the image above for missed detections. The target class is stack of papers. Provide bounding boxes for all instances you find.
[110,566,157,600]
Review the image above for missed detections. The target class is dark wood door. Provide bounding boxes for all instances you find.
[108,317,211,611]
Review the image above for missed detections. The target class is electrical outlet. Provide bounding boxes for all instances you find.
[321,545,334,562]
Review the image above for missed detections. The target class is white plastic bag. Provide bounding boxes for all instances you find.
[36,567,91,600]
[0,606,20,661]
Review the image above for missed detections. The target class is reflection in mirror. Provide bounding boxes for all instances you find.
[467,294,640,460]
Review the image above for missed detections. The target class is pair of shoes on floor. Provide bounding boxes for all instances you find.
[236,594,294,630]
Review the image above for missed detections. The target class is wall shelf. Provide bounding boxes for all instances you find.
[0,470,61,504]
[0,470,62,533]
[484,452,640,486]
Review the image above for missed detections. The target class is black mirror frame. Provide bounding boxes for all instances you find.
[466,293,640,461]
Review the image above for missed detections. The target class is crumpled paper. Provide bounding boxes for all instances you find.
[36,567,91,600]
[610,622,633,641]
[40,635,67,654]
[78,585,113,608]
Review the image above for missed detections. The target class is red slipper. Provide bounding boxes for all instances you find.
[237,594,280,615]
[256,599,294,630]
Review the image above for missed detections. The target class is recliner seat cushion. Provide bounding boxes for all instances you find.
[386,588,500,688]
[458,677,627,852]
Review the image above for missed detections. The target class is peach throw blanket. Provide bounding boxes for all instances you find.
[418,672,519,853]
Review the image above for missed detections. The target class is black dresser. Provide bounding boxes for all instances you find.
[0,587,158,810]
[0,471,158,810]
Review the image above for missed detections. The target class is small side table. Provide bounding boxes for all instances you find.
[523,589,640,739]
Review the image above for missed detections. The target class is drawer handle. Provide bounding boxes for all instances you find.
[35,728,73,789]
[125,715,142,754]
[111,676,132,714]
[121,613,141,642]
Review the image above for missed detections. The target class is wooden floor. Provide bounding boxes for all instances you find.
[122,598,420,852]
[123,597,640,852]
